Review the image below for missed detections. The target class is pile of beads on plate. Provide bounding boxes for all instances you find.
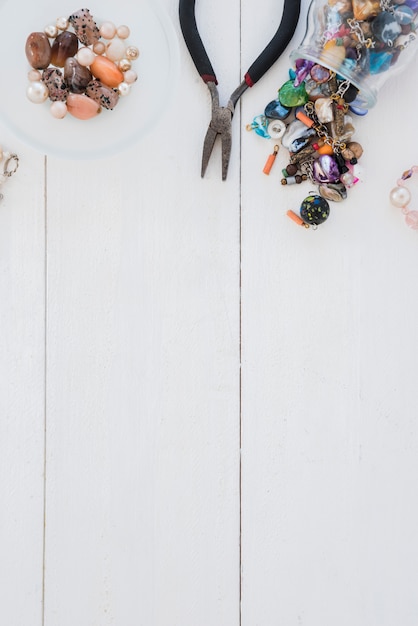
[247,62,364,229]
[0,146,19,201]
[25,8,140,120]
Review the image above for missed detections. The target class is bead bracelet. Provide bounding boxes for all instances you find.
[0,149,19,201]
[389,167,418,230]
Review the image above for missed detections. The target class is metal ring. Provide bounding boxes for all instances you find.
[3,154,19,177]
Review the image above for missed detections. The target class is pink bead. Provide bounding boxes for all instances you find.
[405,210,418,229]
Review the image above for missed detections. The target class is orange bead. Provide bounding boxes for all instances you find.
[67,93,101,120]
[317,144,334,156]
[90,55,124,88]
[286,210,305,226]
[295,110,314,128]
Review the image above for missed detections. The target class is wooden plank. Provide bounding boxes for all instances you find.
[43,1,241,624]
[0,124,46,626]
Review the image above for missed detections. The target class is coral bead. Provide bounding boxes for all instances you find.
[90,55,124,87]
[66,93,101,119]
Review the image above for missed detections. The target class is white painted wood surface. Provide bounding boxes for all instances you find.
[1,0,418,624]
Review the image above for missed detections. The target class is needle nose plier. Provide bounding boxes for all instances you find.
[179,0,301,180]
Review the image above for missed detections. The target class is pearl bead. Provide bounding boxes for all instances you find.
[118,81,130,96]
[116,25,130,39]
[118,58,131,72]
[45,24,58,38]
[125,45,139,60]
[100,21,117,39]
[93,41,106,55]
[389,185,411,208]
[50,101,68,119]
[56,16,69,30]
[26,81,49,104]
[340,171,355,187]
[123,69,137,84]
[77,47,96,67]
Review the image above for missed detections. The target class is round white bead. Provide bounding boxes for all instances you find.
[28,69,42,82]
[118,81,130,96]
[50,101,68,119]
[45,24,58,38]
[106,38,126,62]
[116,25,130,39]
[390,185,411,208]
[100,21,117,39]
[26,81,49,104]
[77,47,96,67]
[56,16,69,30]
[123,69,137,84]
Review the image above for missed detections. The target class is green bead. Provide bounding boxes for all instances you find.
[278,79,308,108]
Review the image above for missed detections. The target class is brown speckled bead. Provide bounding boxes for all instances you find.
[85,79,119,110]
[42,68,69,102]
[69,8,100,46]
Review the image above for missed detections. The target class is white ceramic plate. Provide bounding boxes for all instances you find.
[0,0,179,159]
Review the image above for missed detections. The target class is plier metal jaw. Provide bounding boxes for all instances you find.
[201,81,234,181]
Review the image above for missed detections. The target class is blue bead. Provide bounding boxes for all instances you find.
[369,51,393,75]
[264,99,291,120]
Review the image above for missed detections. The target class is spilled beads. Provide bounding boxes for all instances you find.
[25,9,140,121]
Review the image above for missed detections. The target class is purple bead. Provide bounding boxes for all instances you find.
[312,155,340,184]
[404,0,418,10]
[293,59,314,87]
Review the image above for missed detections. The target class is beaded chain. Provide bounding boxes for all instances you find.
[0,148,19,201]
[389,167,418,229]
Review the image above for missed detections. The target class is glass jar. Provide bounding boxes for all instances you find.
[289,0,418,108]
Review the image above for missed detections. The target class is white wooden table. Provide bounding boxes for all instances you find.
[2,0,418,624]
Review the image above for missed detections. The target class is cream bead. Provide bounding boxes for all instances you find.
[116,25,130,39]
[56,16,69,30]
[100,21,117,39]
[50,101,68,119]
[28,69,42,81]
[125,45,139,60]
[390,185,411,208]
[45,24,58,38]
[106,38,126,62]
[26,81,49,104]
[123,69,137,84]
[118,81,130,96]
[77,47,96,67]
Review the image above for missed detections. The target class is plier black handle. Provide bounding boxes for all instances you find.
[179,0,301,180]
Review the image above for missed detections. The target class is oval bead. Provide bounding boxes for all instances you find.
[25,32,52,69]
[278,79,308,107]
[51,31,79,67]
[85,79,119,109]
[264,99,291,120]
[64,57,92,94]
[66,93,101,119]
[90,55,124,87]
